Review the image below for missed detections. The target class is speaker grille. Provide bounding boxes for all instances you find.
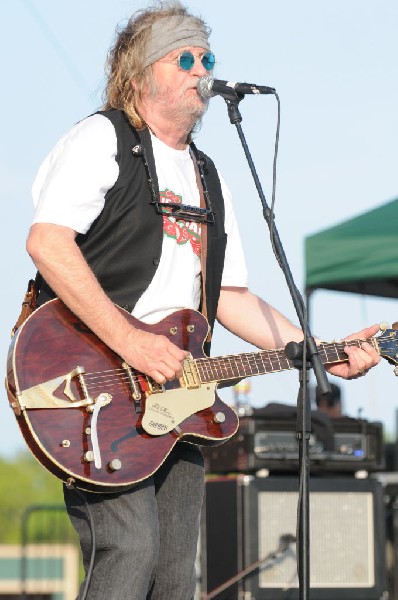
[258,490,375,588]
[203,475,387,599]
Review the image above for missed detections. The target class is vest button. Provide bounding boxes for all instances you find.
[152,257,160,266]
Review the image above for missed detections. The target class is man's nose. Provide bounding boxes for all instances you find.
[191,57,208,76]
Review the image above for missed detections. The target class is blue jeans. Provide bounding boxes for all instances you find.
[64,443,205,600]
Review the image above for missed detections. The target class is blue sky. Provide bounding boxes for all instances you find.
[1,0,398,456]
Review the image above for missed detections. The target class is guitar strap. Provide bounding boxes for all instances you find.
[190,148,211,342]
[11,271,42,337]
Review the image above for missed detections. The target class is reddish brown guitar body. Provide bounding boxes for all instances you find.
[6,300,238,493]
[6,299,398,493]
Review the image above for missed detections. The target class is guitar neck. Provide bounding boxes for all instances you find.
[195,337,377,385]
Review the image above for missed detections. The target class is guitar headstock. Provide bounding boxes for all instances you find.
[376,322,398,365]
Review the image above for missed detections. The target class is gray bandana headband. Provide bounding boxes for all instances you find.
[142,15,210,69]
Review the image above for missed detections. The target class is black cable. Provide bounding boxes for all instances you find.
[268,92,281,265]
[202,533,296,599]
[264,90,308,584]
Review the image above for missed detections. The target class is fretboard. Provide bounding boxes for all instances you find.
[194,338,376,384]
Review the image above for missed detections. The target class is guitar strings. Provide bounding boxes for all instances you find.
[79,338,371,395]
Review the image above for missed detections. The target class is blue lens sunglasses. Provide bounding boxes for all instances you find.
[168,50,215,72]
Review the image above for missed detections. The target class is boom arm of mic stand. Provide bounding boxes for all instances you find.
[222,95,330,600]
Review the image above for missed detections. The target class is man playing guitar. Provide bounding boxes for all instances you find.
[21,2,380,599]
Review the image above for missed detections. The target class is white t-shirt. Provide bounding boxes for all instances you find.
[32,114,248,323]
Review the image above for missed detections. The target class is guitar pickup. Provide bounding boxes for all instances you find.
[135,355,200,396]
[181,355,200,389]
[147,380,165,394]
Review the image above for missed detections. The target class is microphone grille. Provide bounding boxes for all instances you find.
[197,75,214,99]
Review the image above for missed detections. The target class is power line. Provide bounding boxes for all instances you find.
[22,0,93,97]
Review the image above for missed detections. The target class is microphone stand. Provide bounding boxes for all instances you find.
[221,90,331,599]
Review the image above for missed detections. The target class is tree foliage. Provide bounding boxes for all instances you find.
[0,451,74,544]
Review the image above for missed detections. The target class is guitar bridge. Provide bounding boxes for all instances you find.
[122,362,143,413]
[17,366,93,410]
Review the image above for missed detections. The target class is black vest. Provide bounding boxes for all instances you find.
[38,109,227,341]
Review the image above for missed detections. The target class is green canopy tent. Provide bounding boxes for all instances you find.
[305,198,398,299]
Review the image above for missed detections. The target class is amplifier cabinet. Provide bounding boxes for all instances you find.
[201,475,387,599]
[204,416,384,474]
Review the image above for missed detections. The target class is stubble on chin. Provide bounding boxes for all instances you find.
[148,81,208,129]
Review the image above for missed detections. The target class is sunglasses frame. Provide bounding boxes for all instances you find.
[167,50,215,72]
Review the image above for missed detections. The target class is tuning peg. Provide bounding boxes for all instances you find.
[394,367,398,377]
[392,322,398,330]
[380,322,390,332]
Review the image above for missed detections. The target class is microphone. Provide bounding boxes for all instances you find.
[197,75,276,100]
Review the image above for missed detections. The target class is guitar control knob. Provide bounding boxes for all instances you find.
[83,451,95,462]
[108,459,122,471]
[213,412,226,424]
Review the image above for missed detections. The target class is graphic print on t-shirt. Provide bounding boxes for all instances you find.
[160,188,201,256]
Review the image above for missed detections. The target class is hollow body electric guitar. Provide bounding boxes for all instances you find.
[6,299,398,492]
